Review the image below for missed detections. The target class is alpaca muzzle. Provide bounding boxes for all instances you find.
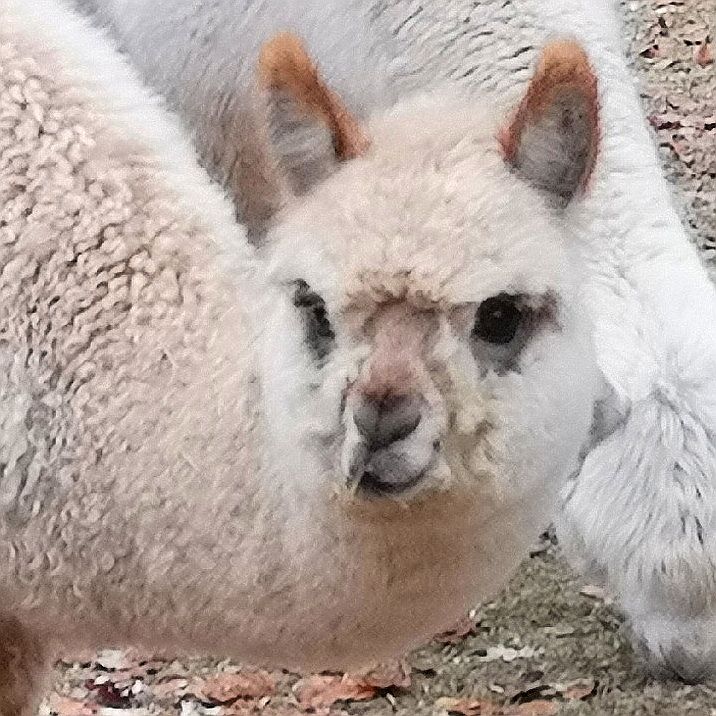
[342,390,440,497]
[339,303,444,497]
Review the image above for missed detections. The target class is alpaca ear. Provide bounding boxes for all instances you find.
[257,32,370,196]
[499,40,599,206]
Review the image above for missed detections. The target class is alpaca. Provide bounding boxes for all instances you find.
[0,0,600,712]
[76,0,716,681]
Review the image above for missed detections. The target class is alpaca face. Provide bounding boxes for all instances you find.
[254,37,600,502]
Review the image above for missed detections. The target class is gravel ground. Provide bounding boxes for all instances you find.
[48,2,715,715]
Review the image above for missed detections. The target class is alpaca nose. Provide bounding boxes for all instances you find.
[353,394,421,451]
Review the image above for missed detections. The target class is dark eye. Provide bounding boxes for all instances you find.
[293,280,336,361]
[473,293,523,345]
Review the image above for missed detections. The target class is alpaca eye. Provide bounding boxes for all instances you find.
[473,293,523,345]
[293,280,336,361]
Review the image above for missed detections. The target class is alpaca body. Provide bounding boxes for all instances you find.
[0,0,601,711]
[76,0,716,681]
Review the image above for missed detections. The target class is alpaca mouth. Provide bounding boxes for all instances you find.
[345,441,436,499]
[354,469,426,498]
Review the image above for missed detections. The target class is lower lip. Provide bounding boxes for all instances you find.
[357,470,425,497]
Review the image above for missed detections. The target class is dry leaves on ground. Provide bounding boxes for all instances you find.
[293,674,376,710]
[351,658,412,689]
[293,658,412,710]
[222,706,310,716]
[435,696,558,716]
[557,679,596,701]
[436,676,597,716]
[46,694,96,716]
[193,669,277,703]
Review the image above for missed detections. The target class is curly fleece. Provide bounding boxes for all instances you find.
[0,5,600,713]
[74,0,716,681]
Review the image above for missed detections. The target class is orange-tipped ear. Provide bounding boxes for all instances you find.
[499,40,600,204]
[258,32,370,161]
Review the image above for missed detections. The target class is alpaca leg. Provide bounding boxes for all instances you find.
[558,396,716,681]
[0,616,48,716]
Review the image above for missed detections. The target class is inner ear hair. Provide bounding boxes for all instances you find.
[499,39,600,205]
[258,32,370,161]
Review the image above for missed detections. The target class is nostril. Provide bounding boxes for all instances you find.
[353,394,422,450]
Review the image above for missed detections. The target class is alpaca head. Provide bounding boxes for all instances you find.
[254,34,601,505]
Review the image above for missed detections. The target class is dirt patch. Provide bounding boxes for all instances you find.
[47,2,716,714]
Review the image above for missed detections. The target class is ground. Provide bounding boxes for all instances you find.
[47,1,715,715]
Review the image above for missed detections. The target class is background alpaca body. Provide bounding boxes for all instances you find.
[0,0,600,712]
[77,0,716,681]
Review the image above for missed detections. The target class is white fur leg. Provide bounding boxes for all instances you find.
[559,381,716,681]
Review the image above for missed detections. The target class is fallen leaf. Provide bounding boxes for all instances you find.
[94,650,134,672]
[195,669,276,703]
[435,697,559,716]
[294,674,376,710]
[475,646,539,663]
[557,678,596,701]
[47,695,97,716]
[649,113,683,130]
[542,624,574,638]
[436,615,479,644]
[507,702,558,716]
[150,678,189,699]
[579,584,607,600]
[695,39,713,67]
[352,658,411,689]
[222,704,271,716]
[435,696,499,715]
[652,57,676,70]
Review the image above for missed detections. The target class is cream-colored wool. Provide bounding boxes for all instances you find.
[0,0,601,712]
[76,0,716,683]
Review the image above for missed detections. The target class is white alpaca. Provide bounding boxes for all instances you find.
[75,0,716,682]
[0,0,600,712]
